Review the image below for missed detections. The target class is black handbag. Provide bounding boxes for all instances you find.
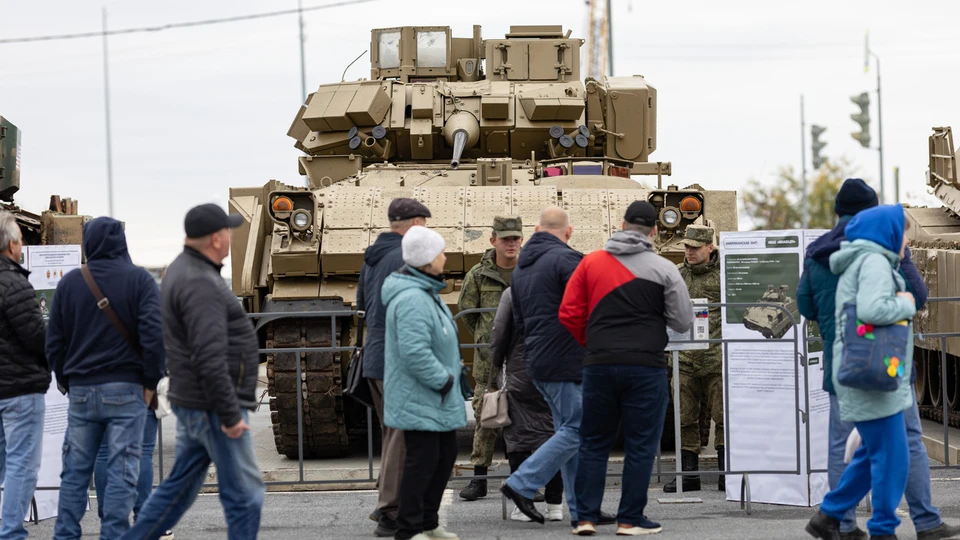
[344,312,375,409]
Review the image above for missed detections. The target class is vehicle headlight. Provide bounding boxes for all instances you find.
[291,210,311,231]
[662,209,680,226]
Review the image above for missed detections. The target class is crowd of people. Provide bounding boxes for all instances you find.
[0,181,958,540]
[0,203,264,540]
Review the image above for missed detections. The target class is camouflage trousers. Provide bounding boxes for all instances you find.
[470,384,500,467]
[679,372,724,454]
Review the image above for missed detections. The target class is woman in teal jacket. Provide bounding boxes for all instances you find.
[382,225,466,540]
[806,205,917,540]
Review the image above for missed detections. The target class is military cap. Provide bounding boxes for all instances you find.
[680,225,715,247]
[387,198,431,222]
[492,216,523,238]
[624,200,657,227]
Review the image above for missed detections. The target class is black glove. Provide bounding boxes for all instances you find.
[439,374,454,401]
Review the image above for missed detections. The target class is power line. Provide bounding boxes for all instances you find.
[0,0,378,45]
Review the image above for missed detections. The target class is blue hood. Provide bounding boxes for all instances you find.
[82,217,132,263]
[806,216,853,266]
[844,204,905,255]
[518,231,570,269]
[381,266,446,307]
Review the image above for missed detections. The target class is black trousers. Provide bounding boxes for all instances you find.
[508,450,564,505]
[395,430,458,540]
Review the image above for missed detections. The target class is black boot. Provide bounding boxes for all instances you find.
[805,510,840,540]
[663,450,701,493]
[716,446,726,491]
[459,466,487,500]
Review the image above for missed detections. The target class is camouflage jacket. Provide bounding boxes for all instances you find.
[677,251,722,376]
[458,249,510,377]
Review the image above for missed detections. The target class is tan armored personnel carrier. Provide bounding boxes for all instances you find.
[742,284,799,339]
[229,25,739,458]
[906,126,960,426]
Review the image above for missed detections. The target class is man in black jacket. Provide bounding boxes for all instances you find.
[500,207,614,527]
[124,204,264,540]
[0,210,49,540]
[47,216,166,539]
[356,197,430,537]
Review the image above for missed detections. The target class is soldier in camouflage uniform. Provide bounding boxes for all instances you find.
[457,216,523,501]
[664,224,725,493]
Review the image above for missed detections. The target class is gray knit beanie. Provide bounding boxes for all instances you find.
[402,226,445,268]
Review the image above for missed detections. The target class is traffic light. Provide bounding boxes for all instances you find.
[811,124,827,169]
[850,92,871,148]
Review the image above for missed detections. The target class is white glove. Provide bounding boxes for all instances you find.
[844,427,862,464]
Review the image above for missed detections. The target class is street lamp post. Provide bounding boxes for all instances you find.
[865,33,884,204]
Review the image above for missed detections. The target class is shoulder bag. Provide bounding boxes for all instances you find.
[343,311,375,409]
[480,359,511,428]
[80,265,167,416]
[837,268,911,393]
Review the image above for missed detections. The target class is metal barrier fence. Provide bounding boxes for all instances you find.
[24,297,960,520]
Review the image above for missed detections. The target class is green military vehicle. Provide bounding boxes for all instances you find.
[228,25,738,458]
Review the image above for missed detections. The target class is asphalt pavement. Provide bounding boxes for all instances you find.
[25,469,960,539]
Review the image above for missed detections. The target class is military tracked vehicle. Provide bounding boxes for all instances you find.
[1,116,84,245]
[229,25,738,458]
[742,285,799,339]
[905,126,960,427]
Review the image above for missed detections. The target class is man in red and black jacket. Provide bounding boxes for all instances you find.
[560,200,692,537]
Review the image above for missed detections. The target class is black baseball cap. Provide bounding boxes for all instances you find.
[624,200,657,227]
[388,198,432,222]
[185,203,243,238]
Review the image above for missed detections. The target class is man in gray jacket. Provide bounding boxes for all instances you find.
[123,203,264,540]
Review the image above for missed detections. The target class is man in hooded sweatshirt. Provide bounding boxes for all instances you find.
[798,179,960,540]
[356,197,431,537]
[46,217,165,539]
[560,201,693,537]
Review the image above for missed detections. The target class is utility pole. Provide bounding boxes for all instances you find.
[298,0,307,103]
[865,32,884,204]
[606,0,614,76]
[800,95,808,229]
[102,7,115,218]
[894,166,900,203]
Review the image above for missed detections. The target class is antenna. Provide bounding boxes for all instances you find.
[341,50,368,82]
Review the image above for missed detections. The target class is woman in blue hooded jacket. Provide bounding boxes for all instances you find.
[806,205,916,540]
[382,226,466,540]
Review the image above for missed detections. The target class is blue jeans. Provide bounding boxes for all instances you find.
[55,383,147,540]
[505,380,582,521]
[828,394,941,533]
[122,406,264,540]
[0,393,45,540]
[576,365,667,526]
[821,412,909,537]
[95,405,158,521]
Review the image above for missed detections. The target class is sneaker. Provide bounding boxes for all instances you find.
[546,503,564,522]
[159,532,175,540]
[511,506,533,522]
[617,517,662,536]
[918,522,960,540]
[424,526,459,539]
[572,522,597,536]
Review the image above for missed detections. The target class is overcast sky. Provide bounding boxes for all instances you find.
[3,0,957,268]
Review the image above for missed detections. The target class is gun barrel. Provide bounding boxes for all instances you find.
[450,130,468,169]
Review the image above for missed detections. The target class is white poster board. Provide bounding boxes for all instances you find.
[23,245,83,521]
[719,230,830,507]
[666,298,710,351]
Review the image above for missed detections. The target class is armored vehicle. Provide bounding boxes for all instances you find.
[229,25,738,458]
[742,285,799,339]
[906,126,960,427]
[1,116,84,245]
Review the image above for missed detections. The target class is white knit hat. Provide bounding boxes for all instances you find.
[402,226,445,268]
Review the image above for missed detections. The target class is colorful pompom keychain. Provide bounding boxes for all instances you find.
[884,356,903,378]
[856,320,875,340]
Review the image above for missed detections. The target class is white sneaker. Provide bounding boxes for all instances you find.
[511,506,533,522]
[547,503,564,522]
[159,532,174,540]
[424,526,459,539]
